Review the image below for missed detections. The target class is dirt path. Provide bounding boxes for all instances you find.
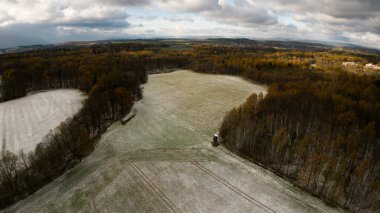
[6,70,342,213]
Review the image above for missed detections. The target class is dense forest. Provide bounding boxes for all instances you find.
[192,47,380,211]
[0,41,379,211]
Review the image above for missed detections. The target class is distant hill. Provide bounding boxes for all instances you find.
[1,38,379,57]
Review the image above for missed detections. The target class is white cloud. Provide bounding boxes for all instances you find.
[56,6,129,28]
[344,32,380,49]
[0,0,133,27]
[0,0,379,49]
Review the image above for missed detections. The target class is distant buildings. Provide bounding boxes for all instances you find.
[364,63,380,70]
[342,62,359,67]
[342,61,380,74]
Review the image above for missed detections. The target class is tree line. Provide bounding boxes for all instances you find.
[0,45,189,208]
[197,50,380,211]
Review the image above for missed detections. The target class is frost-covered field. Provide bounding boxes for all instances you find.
[0,89,85,154]
[6,71,342,212]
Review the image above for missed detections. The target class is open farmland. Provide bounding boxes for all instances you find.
[0,89,85,154]
[6,71,342,212]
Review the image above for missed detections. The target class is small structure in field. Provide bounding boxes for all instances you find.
[211,134,220,147]
[121,109,137,125]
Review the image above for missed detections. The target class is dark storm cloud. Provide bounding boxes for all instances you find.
[0,24,58,48]
[206,2,278,26]
[0,23,112,49]
[62,20,130,29]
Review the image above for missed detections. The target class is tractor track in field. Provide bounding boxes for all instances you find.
[176,150,277,213]
[130,163,182,213]
[89,147,329,213]
[90,147,276,213]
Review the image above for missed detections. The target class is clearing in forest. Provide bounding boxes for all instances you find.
[6,71,342,213]
[0,89,85,154]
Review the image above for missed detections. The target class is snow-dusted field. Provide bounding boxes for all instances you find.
[6,71,342,212]
[0,89,85,154]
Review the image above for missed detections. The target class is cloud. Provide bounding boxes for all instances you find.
[206,1,277,26]
[157,0,277,26]
[0,11,12,23]
[0,1,131,28]
[56,6,130,29]
[271,0,380,34]
[0,0,380,49]
[157,0,221,12]
[142,15,157,21]
[344,31,380,48]
[61,20,130,29]
[0,24,58,48]
[164,16,194,23]
[94,0,152,6]
[0,23,119,48]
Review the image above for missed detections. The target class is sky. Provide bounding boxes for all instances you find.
[0,0,379,49]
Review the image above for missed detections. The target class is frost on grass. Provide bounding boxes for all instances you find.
[0,89,85,154]
[6,71,341,213]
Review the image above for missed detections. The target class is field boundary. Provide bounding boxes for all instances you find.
[216,145,325,211]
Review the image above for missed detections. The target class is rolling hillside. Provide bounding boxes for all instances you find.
[6,71,341,212]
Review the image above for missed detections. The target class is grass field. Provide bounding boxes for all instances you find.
[0,89,85,154]
[6,71,342,212]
